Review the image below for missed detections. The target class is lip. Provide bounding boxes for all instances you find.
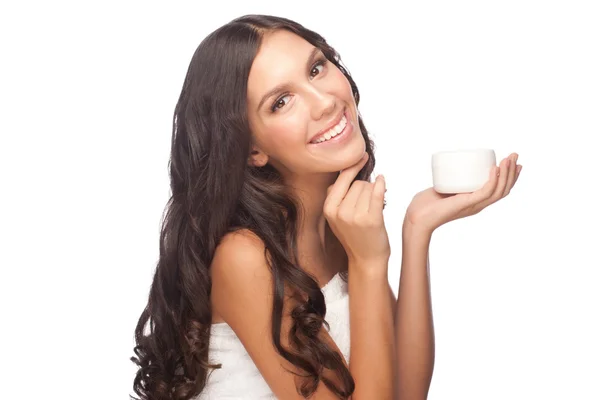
[308,108,346,144]
[308,109,353,147]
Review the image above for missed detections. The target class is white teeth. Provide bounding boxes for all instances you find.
[312,115,347,144]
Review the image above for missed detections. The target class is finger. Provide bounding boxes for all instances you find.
[476,156,511,209]
[443,165,498,212]
[468,157,510,213]
[493,157,512,200]
[458,163,500,206]
[325,153,369,208]
[356,179,375,213]
[368,175,386,216]
[471,157,520,214]
[508,160,522,191]
[502,154,518,197]
[514,164,522,186]
[340,181,369,213]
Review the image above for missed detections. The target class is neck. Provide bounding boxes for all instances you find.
[285,171,346,275]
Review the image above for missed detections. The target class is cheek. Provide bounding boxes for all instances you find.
[330,68,354,98]
[263,116,308,150]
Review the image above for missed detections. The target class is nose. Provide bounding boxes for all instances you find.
[309,87,336,121]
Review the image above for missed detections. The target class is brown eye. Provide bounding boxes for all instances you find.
[271,94,291,112]
[310,60,325,79]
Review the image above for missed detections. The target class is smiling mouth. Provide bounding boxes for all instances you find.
[310,110,348,144]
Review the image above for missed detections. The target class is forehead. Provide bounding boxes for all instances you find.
[247,30,315,101]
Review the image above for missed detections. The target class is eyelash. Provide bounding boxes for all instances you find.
[270,57,328,113]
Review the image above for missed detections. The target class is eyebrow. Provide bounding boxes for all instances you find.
[256,47,322,111]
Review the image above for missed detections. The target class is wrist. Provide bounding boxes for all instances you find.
[347,258,389,280]
[402,217,433,242]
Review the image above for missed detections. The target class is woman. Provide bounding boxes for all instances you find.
[131,14,522,400]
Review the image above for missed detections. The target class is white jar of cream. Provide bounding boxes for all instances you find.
[432,149,497,194]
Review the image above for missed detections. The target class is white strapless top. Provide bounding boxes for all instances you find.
[195,273,350,399]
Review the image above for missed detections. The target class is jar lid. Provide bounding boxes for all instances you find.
[431,148,496,167]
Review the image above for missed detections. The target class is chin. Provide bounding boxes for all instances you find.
[310,133,367,174]
[336,142,368,172]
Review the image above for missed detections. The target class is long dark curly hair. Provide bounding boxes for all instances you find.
[131,14,377,400]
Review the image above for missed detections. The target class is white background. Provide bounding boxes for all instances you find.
[1,1,598,399]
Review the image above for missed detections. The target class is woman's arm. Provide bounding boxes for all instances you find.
[393,152,522,399]
[348,263,395,399]
[320,152,395,398]
[394,222,435,400]
[211,229,394,399]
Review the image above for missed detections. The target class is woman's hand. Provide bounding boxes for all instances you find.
[324,152,390,268]
[405,152,522,236]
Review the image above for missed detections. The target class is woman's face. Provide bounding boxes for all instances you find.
[246,30,366,177]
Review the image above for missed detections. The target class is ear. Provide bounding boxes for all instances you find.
[247,147,268,168]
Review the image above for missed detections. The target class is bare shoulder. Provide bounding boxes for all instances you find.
[210,229,273,305]
[209,229,345,399]
[213,228,267,266]
[210,229,271,299]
